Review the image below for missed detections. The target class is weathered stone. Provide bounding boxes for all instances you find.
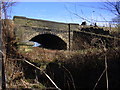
[19,41,35,46]
[13,16,120,50]
[13,16,79,50]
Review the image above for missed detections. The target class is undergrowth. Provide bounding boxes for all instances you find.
[2,19,120,89]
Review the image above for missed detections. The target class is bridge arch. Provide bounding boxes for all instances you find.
[29,33,67,50]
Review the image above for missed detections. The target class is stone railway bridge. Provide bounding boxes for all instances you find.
[13,16,79,50]
[13,16,120,50]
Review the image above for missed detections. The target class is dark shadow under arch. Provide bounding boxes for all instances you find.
[30,34,67,50]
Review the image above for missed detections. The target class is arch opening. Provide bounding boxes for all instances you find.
[30,34,67,50]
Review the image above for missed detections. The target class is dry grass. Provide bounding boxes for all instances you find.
[18,46,104,62]
[4,40,120,89]
[2,19,120,89]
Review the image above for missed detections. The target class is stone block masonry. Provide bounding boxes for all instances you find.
[13,16,120,50]
[13,16,79,50]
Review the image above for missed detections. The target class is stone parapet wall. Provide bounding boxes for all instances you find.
[13,16,79,31]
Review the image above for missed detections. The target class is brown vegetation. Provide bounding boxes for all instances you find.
[1,17,120,89]
[16,46,120,89]
[1,1,120,89]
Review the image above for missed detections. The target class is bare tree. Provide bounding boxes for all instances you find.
[102,0,120,32]
[1,1,16,19]
[102,0,120,16]
[1,1,16,89]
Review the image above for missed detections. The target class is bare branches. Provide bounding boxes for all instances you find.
[105,54,109,90]
[64,5,92,23]
[103,0,120,16]
[24,59,61,90]
[1,1,16,19]
[93,69,106,90]
[105,0,120,29]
